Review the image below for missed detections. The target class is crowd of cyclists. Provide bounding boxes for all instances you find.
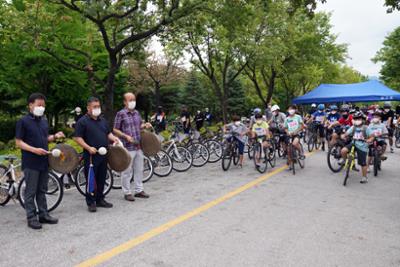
[207,102,399,184]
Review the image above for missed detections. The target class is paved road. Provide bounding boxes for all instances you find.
[1,150,400,267]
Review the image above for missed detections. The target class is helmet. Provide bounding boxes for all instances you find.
[311,103,317,108]
[340,104,350,112]
[330,105,338,110]
[271,105,280,112]
[383,102,391,108]
[254,108,261,114]
[75,107,82,113]
[317,104,325,110]
[353,111,364,119]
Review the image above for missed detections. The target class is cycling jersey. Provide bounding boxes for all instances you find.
[252,121,269,137]
[338,115,353,126]
[312,111,326,124]
[346,125,369,152]
[327,113,341,123]
[227,122,247,143]
[367,123,388,142]
[285,115,303,134]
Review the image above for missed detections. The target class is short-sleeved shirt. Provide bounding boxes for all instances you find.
[346,125,369,152]
[227,122,247,143]
[338,115,353,126]
[367,123,388,142]
[312,111,326,124]
[285,115,303,134]
[381,110,394,128]
[74,114,111,159]
[270,112,286,129]
[15,113,49,171]
[114,108,142,151]
[252,121,269,137]
[181,112,191,125]
[327,113,341,123]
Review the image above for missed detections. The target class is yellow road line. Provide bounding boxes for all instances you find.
[77,153,314,267]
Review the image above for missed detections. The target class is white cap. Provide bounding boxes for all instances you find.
[271,105,280,112]
[75,107,82,113]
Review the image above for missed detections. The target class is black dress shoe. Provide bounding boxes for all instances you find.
[88,204,97,212]
[39,215,58,224]
[97,199,113,208]
[28,219,42,230]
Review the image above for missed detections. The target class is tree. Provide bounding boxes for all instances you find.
[373,27,400,90]
[226,73,247,117]
[385,0,400,12]
[181,72,207,113]
[39,0,204,122]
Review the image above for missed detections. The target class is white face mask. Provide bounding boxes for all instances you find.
[372,118,380,124]
[128,101,136,110]
[354,120,362,126]
[288,110,295,115]
[92,108,101,117]
[234,121,241,126]
[331,111,337,114]
[33,106,45,117]
[384,109,390,113]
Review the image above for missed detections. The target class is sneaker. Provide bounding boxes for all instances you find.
[124,194,135,202]
[134,191,150,198]
[39,215,58,224]
[97,199,113,208]
[360,176,368,184]
[367,166,371,173]
[381,155,387,161]
[390,147,394,153]
[27,219,42,230]
[88,204,97,212]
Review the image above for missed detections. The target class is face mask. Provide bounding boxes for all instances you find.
[256,120,262,124]
[372,118,380,124]
[318,110,323,113]
[273,111,279,116]
[354,120,362,126]
[288,110,295,115]
[332,111,337,114]
[92,108,101,117]
[33,106,45,117]
[128,101,136,110]
[234,121,240,126]
[342,114,348,119]
[384,109,390,113]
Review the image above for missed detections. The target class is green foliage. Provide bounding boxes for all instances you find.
[373,27,400,90]
[227,73,247,116]
[0,114,19,142]
[385,0,400,12]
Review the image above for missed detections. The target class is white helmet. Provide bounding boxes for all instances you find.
[75,107,82,114]
[311,103,317,108]
[271,105,280,112]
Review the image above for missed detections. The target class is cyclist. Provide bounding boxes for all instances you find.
[341,111,369,184]
[308,104,327,151]
[269,104,287,153]
[252,113,271,167]
[381,102,395,153]
[329,105,353,146]
[224,115,248,167]
[284,105,305,169]
[250,108,265,128]
[325,105,341,147]
[367,112,388,171]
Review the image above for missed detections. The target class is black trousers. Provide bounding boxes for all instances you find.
[24,168,49,220]
[84,157,107,205]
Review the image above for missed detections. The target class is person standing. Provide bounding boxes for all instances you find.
[194,110,205,131]
[74,97,120,212]
[381,102,395,153]
[15,93,65,229]
[113,93,151,202]
[204,108,213,126]
[153,106,166,133]
[180,106,191,134]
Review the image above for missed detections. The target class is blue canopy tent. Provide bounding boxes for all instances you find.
[292,80,400,104]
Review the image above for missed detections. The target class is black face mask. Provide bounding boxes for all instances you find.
[342,114,349,119]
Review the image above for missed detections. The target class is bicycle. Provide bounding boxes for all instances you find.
[0,155,63,212]
[327,140,345,173]
[163,136,193,172]
[287,136,305,175]
[343,140,358,186]
[183,129,210,167]
[394,123,400,148]
[369,138,383,177]
[252,136,276,173]
[307,122,322,152]
[221,133,241,171]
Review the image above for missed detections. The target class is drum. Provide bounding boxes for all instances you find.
[107,145,132,172]
[48,144,80,174]
[141,131,161,157]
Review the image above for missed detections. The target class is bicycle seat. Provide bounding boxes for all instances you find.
[4,155,18,161]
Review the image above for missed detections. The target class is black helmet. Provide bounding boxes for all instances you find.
[383,102,391,109]
[353,111,364,119]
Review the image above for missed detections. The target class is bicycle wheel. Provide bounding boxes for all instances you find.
[343,156,352,186]
[204,140,223,163]
[169,146,193,172]
[247,141,254,160]
[327,143,344,173]
[307,135,315,152]
[18,171,64,212]
[152,150,173,177]
[221,143,233,171]
[111,171,122,189]
[298,143,305,169]
[188,143,210,167]
[141,156,154,183]
[232,144,240,166]
[253,143,268,173]
[268,141,276,168]
[395,136,400,148]
[0,165,12,206]
[74,166,114,196]
[373,149,379,177]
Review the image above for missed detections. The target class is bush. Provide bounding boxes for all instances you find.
[0,116,18,142]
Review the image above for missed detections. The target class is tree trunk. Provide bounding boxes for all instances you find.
[103,54,118,125]
[155,82,161,107]
[266,68,277,106]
